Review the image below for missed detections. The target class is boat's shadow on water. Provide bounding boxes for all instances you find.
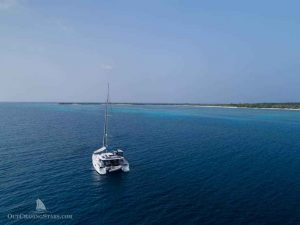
[91,167,126,185]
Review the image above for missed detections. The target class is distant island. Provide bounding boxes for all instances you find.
[215,103,300,110]
[58,102,300,110]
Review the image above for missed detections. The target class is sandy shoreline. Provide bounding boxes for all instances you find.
[191,105,300,111]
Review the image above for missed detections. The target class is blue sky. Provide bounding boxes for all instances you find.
[0,0,299,103]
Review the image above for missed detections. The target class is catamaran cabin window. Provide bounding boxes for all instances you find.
[111,160,120,166]
[104,160,119,166]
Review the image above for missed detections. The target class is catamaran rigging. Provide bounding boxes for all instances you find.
[92,84,129,175]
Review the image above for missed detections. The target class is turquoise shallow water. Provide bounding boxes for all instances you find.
[1,103,300,225]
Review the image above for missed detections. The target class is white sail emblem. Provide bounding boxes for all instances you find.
[36,198,47,212]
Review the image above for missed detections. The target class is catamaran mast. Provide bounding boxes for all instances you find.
[103,83,109,148]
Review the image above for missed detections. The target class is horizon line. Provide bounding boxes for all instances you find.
[1,101,300,105]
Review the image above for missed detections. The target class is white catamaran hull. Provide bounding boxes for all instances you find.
[92,154,107,175]
[92,153,130,175]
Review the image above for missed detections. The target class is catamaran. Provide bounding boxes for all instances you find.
[92,84,130,175]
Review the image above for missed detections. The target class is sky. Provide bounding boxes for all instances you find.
[0,0,300,103]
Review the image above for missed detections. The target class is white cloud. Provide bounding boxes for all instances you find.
[52,19,72,32]
[101,64,113,70]
[0,0,18,10]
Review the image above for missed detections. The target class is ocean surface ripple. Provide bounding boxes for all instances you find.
[1,103,299,225]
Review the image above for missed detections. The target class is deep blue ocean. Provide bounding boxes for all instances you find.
[1,103,299,225]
